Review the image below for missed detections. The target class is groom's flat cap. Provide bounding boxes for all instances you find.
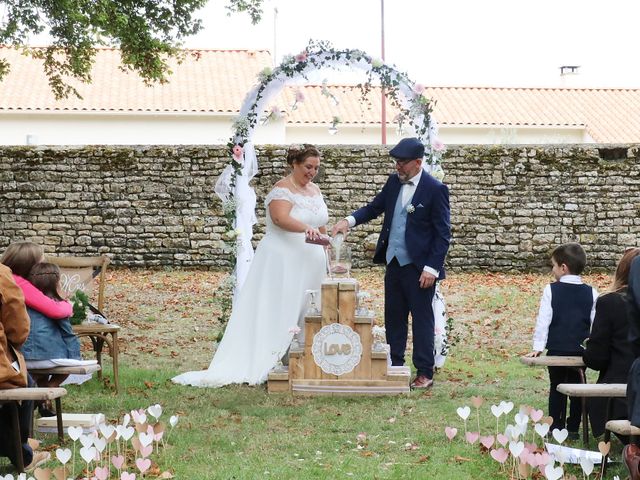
[389,137,425,160]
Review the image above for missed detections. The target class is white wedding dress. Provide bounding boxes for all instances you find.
[172,187,328,387]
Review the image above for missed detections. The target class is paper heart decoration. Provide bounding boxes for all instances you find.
[465,431,479,444]
[140,445,153,458]
[0,474,13,480]
[132,411,147,425]
[490,448,508,464]
[154,431,164,442]
[552,428,568,444]
[154,422,166,434]
[139,432,154,447]
[508,441,524,458]
[544,464,563,480]
[33,468,51,480]
[530,409,544,423]
[94,466,109,480]
[52,466,66,480]
[542,416,554,426]
[598,441,611,455]
[471,396,483,408]
[534,422,550,438]
[579,457,594,475]
[67,426,83,441]
[131,437,142,452]
[135,458,151,474]
[480,435,494,449]
[148,404,162,419]
[496,433,509,446]
[112,455,126,470]
[456,406,471,420]
[519,449,533,466]
[121,426,135,441]
[55,448,71,465]
[500,401,514,415]
[538,451,552,466]
[122,413,131,427]
[99,423,116,441]
[444,426,457,441]
[79,434,94,448]
[94,437,107,453]
[80,446,98,464]
[135,423,149,433]
[518,462,531,478]
[490,404,503,418]
[169,415,179,427]
[514,412,529,426]
[504,425,519,441]
[121,473,136,480]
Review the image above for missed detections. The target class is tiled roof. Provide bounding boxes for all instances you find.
[0,46,271,113]
[1,47,639,142]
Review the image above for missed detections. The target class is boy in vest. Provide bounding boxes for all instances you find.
[525,243,598,438]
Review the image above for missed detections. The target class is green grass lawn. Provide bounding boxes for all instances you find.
[1,269,628,478]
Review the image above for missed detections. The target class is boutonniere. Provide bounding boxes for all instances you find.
[406,204,415,214]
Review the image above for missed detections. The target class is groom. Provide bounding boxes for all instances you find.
[332,137,451,389]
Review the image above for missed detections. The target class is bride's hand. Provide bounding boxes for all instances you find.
[304,226,320,240]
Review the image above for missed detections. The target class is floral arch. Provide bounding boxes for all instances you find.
[215,40,444,291]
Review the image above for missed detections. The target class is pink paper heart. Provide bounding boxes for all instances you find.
[496,433,509,446]
[530,408,544,423]
[140,444,153,458]
[518,447,531,464]
[537,452,551,466]
[444,426,458,441]
[154,431,164,441]
[525,442,537,453]
[94,466,109,480]
[480,435,494,449]
[136,458,151,473]
[112,455,125,470]
[490,448,509,464]
[465,431,479,444]
[121,472,136,480]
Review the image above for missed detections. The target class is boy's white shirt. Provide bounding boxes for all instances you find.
[532,274,599,352]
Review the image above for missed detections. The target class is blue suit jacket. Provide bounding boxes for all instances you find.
[351,171,451,279]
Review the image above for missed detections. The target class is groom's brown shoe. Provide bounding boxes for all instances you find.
[623,444,640,480]
[410,375,433,389]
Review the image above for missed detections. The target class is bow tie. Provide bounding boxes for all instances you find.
[401,181,413,186]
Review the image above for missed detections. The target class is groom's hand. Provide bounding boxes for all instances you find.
[419,271,436,289]
[332,219,350,237]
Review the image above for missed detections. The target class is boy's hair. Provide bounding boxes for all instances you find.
[551,242,587,275]
[28,262,64,301]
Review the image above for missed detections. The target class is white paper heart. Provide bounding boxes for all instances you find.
[0,474,14,480]
[579,456,594,475]
[552,428,568,444]
[132,411,147,425]
[139,432,154,447]
[534,423,550,438]
[490,404,503,418]
[169,415,179,427]
[147,404,162,419]
[505,424,521,441]
[544,464,563,480]
[514,413,529,425]
[501,401,514,415]
[456,406,471,420]
[122,413,131,427]
[67,426,83,441]
[55,448,72,464]
[121,426,135,441]
[80,445,98,464]
[99,423,116,440]
[508,440,524,458]
[79,434,94,448]
[94,437,107,453]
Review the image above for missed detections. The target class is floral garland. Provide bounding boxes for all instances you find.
[217,39,444,298]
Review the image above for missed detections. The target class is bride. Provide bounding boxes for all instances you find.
[173,145,328,387]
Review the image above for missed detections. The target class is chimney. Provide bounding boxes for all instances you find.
[559,65,580,87]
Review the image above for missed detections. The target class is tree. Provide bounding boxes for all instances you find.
[0,0,265,99]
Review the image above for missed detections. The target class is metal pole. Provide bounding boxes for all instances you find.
[380,0,387,145]
[273,7,278,67]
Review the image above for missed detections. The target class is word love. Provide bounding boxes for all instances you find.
[323,342,352,356]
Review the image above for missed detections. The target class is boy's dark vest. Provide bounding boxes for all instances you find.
[546,282,593,353]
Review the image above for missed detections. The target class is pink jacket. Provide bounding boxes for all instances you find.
[13,275,72,319]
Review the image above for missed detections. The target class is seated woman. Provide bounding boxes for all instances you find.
[21,262,81,387]
[583,247,640,438]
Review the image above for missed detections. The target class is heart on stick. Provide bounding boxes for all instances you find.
[67,426,83,441]
[79,434,94,448]
[598,441,611,456]
[121,473,136,480]
[508,441,524,458]
[534,423,550,438]
[169,415,179,427]
[496,433,509,446]
[140,445,153,458]
[94,437,107,453]
[530,408,544,422]
[55,448,71,464]
[33,468,51,480]
[112,455,126,470]
[444,426,457,441]
[552,428,568,444]
[480,435,494,449]
[456,406,471,420]
[500,401,514,415]
[52,466,66,480]
[490,404,503,418]
[147,404,162,419]
[80,446,98,464]
[544,464,563,480]
[490,448,508,464]
[465,431,479,444]
[94,466,109,480]
[471,396,483,408]
[136,458,151,474]
[579,457,594,476]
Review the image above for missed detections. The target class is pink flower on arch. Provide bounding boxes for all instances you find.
[295,88,305,103]
[432,139,446,152]
[295,51,308,62]
[232,144,243,160]
[412,83,425,95]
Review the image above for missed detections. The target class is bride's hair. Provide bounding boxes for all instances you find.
[287,144,320,166]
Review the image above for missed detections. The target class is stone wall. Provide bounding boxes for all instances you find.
[0,144,638,271]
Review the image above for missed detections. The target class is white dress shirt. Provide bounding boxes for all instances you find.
[346,171,439,276]
[531,274,599,352]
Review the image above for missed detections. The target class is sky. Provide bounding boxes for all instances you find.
[184,0,640,88]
